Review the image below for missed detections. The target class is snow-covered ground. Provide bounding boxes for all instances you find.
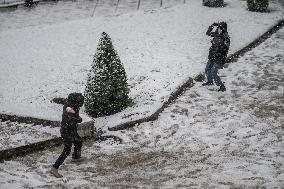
[0,0,283,130]
[0,0,186,31]
[0,119,59,150]
[0,25,283,188]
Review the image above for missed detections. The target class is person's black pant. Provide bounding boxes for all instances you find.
[53,133,82,169]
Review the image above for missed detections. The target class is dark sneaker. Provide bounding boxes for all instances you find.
[218,85,226,92]
[202,81,213,86]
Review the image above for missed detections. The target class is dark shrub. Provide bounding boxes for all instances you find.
[203,0,224,7]
[247,0,269,12]
[84,32,131,118]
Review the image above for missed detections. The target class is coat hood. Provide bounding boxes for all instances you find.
[67,93,84,109]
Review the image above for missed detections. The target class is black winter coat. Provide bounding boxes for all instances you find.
[60,104,82,138]
[206,24,230,64]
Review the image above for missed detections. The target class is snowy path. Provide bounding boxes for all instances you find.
[1,24,283,189]
[0,120,59,150]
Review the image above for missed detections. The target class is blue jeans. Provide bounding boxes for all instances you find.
[205,60,223,86]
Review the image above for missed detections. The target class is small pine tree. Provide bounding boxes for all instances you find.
[84,32,131,118]
[203,0,224,7]
[247,0,269,12]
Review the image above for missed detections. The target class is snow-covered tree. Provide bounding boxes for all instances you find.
[247,0,269,12]
[84,32,131,118]
[202,0,224,7]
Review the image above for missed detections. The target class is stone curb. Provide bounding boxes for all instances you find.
[108,78,194,131]
[0,113,60,127]
[0,134,97,162]
[0,119,94,162]
[0,137,62,162]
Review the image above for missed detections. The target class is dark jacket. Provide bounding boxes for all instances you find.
[61,104,82,137]
[60,93,84,138]
[206,24,230,64]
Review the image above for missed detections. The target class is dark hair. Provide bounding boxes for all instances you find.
[218,22,227,32]
[67,93,84,108]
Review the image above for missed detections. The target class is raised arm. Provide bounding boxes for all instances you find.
[206,23,218,37]
[224,33,230,50]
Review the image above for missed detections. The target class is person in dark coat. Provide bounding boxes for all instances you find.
[51,93,84,178]
[202,22,230,92]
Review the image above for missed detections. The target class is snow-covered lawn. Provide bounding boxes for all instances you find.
[0,25,283,189]
[0,0,186,31]
[0,0,283,129]
[0,120,59,150]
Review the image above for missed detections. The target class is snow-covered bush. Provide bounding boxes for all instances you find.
[84,32,131,118]
[24,0,34,7]
[247,0,269,12]
[202,0,224,7]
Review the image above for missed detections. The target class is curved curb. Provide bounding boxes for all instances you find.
[108,78,194,131]
[0,119,94,162]
[0,135,96,162]
[109,18,284,131]
[0,137,62,162]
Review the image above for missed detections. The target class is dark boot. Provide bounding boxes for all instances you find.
[202,81,213,86]
[71,157,86,163]
[218,85,226,92]
[50,167,63,178]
